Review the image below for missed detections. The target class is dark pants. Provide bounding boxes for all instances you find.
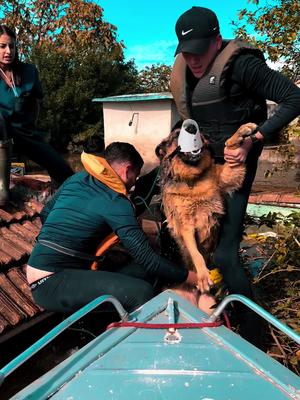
[211,147,265,348]
[31,264,155,314]
[13,133,73,185]
[212,147,262,298]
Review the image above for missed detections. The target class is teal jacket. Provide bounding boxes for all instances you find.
[29,171,188,285]
[0,62,44,137]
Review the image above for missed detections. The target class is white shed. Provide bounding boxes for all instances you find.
[93,92,180,173]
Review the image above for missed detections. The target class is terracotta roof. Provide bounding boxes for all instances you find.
[0,267,43,333]
[249,186,300,207]
[0,175,51,336]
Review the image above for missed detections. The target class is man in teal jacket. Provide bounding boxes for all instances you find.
[26,142,198,314]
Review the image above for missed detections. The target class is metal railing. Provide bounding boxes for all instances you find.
[209,294,300,345]
[0,295,128,385]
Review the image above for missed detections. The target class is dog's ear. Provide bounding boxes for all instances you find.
[155,138,168,161]
[155,129,181,161]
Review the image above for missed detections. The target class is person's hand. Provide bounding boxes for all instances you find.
[224,137,252,166]
[186,268,213,293]
[196,267,213,293]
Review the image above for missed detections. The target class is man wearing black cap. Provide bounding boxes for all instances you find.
[170,6,300,346]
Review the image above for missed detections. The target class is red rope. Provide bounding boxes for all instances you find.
[106,320,223,330]
[223,311,231,329]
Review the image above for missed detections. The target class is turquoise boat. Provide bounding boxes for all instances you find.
[1,291,299,399]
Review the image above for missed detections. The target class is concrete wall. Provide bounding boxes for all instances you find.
[103,100,180,173]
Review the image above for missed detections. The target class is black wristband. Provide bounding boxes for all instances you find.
[249,126,262,145]
[249,133,261,145]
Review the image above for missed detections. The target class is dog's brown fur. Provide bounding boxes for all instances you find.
[156,123,257,293]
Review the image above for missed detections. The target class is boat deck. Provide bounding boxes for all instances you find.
[11,291,300,400]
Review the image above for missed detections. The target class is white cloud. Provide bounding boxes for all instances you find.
[125,40,177,70]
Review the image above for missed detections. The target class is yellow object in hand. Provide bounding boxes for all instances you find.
[209,268,223,286]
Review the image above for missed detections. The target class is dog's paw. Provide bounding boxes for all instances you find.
[225,123,258,149]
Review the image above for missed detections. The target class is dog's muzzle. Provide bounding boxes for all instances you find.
[177,119,203,164]
[179,148,203,164]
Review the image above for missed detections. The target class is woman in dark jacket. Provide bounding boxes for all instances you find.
[0,25,73,205]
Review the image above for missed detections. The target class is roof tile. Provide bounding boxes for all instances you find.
[280,194,300,204]
[0,237,24,262]
[0,175,49,336]
[9,224,37,244]
[22,220,40,237]
[0,209,14,224]
[9,209,27,221]
[0,289,26,326]
[0,227,33,256]
[0,249,13,265]
[249,191,300,206]
[7,267,43,312]
[0,314,9,334]
[0,273,39,317]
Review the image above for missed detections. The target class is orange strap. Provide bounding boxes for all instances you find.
[91,233,120,270]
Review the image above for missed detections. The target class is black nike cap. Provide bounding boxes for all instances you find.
[175,7,220,56]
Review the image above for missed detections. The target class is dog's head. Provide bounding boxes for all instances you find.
[156,121,212,183]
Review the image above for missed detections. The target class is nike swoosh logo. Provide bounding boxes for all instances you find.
[181,28,193,36]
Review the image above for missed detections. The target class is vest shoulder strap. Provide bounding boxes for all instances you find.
[170,53,190,120]
[210,38,263,89]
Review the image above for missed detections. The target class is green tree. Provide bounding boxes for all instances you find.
[233,0,299,79]
[0,0,140,150]
[137,64,172,93]
[31,43,139,150]
[0,0,123,58]
[233,0,300,174]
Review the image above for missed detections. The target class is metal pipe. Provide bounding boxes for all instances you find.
[166,297,176,325]
[0,295,129,385]
[208,294,300,345]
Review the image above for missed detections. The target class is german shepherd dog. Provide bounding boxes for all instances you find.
[155,122,258,309]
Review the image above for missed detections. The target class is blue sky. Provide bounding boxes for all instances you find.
[96,0,262,69]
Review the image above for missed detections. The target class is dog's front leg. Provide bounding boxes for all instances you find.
[180,228,212,293]
[217,163,245,193]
